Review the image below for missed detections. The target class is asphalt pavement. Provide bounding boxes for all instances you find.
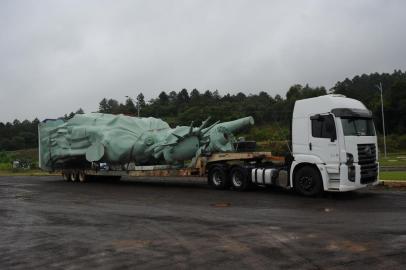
[1,176,405,270]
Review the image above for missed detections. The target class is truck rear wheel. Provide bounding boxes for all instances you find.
[230,166,250,191]
[294,166,323,196]
[208,166,229,190]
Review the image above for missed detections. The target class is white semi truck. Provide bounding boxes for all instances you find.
[288,94,379,195]
[208,94,379,196]
[45,94,379,196]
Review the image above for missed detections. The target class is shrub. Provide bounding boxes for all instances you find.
[0,163,11,170]
[0,151,11,163]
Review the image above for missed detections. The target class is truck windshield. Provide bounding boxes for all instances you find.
[341,118,376,136]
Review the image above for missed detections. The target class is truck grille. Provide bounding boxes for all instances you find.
[357,144,378,184]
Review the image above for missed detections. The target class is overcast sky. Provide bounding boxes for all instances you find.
[0,0,405,122]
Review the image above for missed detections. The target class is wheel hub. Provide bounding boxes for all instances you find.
[299,176,314,191]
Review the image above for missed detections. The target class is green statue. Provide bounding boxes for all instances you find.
[39,113,254,171]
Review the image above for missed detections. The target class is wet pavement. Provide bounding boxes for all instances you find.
[0,176,405,269]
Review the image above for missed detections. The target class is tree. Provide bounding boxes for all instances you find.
[177,89,190,104]
[286,84,302,101]
[76,108,84,114]
[235,92,246,101]
[158,91,169,104]
[331,70,406,134]
[32,118,40,125]
[136,93,146,107]
[259,91,270,99]
[203,90,213,100]
[99,98,109,113]
[190,89,201,104]
[213,90,221,100]
[387,80,406,133]
[107,99,120,114]
[0,139,11,151]
[10,136,25,150]
[168,91,177,103]
[124,98,137,115]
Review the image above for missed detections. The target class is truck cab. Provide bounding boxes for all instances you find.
[290,94,379,195]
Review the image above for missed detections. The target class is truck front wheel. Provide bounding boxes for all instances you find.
[294,166,323,196]
[208,166,229,190]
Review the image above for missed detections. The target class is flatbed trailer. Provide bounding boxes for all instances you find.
[61,152,288,191]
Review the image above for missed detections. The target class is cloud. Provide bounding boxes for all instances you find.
[0,0,405,122]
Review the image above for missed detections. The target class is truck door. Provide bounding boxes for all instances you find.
[309,114,340,173]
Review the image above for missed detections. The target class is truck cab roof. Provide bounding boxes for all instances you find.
[293,94,368,118]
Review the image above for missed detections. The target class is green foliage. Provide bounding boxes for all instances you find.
[112,85,326,128]
[0,149,38,170]
[8,148,38,161]
[242,125,289,142]
[378,134,406,153]
[1,70,406,152]
[331,70,406,134]
[0,151,12,163]
[0,119,40,151]
[0,163,12,170]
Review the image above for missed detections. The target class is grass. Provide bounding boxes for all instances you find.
[0,169,59,177]
[379,171,406,181]
[378,152,406,167]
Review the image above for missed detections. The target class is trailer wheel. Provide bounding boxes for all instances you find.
[78,171,87,182]
[294,166,323,196]
[62,171,70,181]
[208,166,228,189]
[70,171,78,182]
[230,166,250,191]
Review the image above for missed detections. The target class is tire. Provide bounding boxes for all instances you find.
[230,166,250,191]
[78,171,87,182]
[208,166,229,189]
[62,171,70,181]
[70,171,78,182]
[294,166,323,196]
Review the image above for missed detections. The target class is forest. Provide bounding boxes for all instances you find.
[1,70,405,152]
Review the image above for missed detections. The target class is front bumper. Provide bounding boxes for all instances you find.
[336,163,379,191]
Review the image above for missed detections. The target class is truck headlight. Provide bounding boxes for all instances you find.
[346,153,354,165]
